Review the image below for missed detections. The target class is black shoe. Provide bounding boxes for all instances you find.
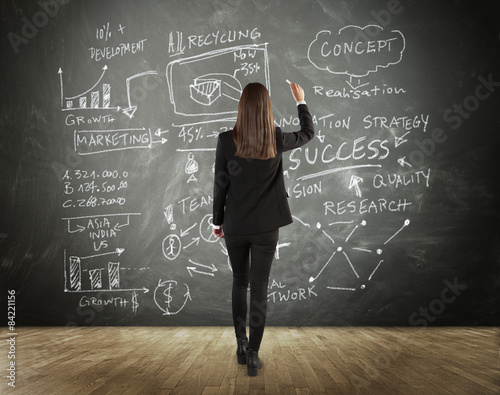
[246,348,263,376]
[236,337,248,365]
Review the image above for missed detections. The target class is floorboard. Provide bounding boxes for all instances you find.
[1,327,498,394]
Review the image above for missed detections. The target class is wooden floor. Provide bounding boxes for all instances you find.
[1,327,498,394]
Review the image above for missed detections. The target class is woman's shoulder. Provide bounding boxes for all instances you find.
[219,129,233,137]
[217,130,236,152]
[218,130,233,142]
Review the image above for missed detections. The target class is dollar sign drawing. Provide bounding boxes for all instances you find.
[163,283,173,308]
[154,280,191,316]
[131,291,139,314]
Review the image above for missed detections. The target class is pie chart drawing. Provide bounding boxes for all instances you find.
[189,73,242,106]
[166,43,270,117]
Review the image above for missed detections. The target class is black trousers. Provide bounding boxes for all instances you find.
[224,228,279,351]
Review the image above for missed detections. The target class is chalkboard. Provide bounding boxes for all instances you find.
[1,0,499,326]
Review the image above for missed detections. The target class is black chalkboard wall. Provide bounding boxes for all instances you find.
[1,0,499,326]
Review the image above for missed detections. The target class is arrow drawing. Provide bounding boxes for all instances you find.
[154,128,169,137]
[65,65,108,100]
[64,287,149,293]
[66,221,85,234]
[187,259,217,277]
[59,65,120,111]
[79,248,124,260]
[183,238,200,250]
[62,213,141,233]
[180,223,197,237]
[123,70,159,118]
[397,157,412,168]
[58,68,63,107]
[151,137,168,145]
[345,75,370,90]
[349,175,364,197]
[394,131,410,148]
[115,213,140,229]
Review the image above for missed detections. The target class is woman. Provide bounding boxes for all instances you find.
[212,81,314,376]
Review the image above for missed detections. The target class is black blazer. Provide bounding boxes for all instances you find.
[213,104,314,235]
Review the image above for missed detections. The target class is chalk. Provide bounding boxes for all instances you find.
[286,79,292,85]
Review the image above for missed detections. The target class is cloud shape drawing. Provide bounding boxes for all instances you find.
[307,25,406,78]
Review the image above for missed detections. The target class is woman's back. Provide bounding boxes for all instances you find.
[213,102,314,235]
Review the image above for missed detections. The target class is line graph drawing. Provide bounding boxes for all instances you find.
[59,66,162,119]
[59,65,119,111]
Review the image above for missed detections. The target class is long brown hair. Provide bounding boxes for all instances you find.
[232,83,276,159]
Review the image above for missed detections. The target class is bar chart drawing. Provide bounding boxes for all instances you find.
[59,65,119,111]
[108,262,120,289]
[63,250,149,293]
[62,214,148,293]
[89,268,104,289]
[66,255,82,291]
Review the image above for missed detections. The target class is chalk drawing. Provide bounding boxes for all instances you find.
[63,249,149,294]
[185,152,199,183]
[123,70,159,119]
[59,65,120,111]
[162,234,182,261]
[53,16,434,320]
[166,44,270,117]
[186,259,217,277]
[349,175,364,198]
[308,219,410,290]
[199,214,219,243]
[308,25,406,89]
[154,280,191,315]
[74,127,167,155]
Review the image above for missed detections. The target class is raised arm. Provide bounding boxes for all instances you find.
[280,82,314,151]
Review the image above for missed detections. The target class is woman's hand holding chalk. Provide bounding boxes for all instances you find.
[287,80,305,102]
